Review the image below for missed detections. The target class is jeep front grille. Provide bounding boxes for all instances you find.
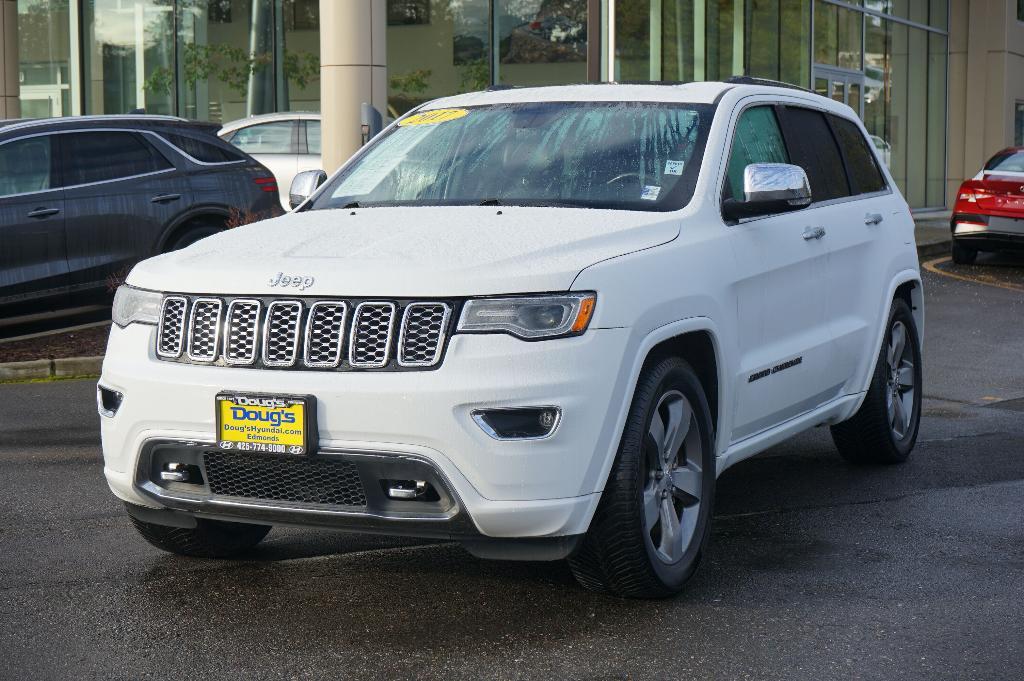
[156,296,187,358]
[156,295,453,371]
[399,303,452,366]
[186,298,222,361]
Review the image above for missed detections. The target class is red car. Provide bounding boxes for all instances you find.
[951,147,1024,263]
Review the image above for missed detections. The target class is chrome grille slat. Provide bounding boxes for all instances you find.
[349,302,396,368]
[262,300,303,367]
[186,298,223,362]
[398,302,451,367]
[159,295,451,371]
[156,296,187,358]
[304,301,348,368]
[223,299,261,365]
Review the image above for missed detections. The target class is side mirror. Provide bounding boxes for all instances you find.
[289,169,328,210]
[722,163,811,221]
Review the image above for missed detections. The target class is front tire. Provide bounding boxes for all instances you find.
[830,298,922,464]
[129,510,270,558]
[569,356,715,598]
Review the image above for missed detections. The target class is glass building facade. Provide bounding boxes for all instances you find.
[16,0,949,208]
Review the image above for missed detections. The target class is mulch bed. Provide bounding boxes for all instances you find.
[0,324,111,363]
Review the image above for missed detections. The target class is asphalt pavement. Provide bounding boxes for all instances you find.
[1,262,1022,680]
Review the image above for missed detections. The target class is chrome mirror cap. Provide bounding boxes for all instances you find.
[288,169,328,210]
[743,163,811,206]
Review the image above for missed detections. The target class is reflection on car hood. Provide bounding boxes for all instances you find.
[128,206,681,297]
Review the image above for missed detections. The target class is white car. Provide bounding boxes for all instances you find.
[100,79,924,598]
[219,112,321,210]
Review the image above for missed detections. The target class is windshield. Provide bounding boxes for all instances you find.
[308,101,713,212]
[985,150,1024,174]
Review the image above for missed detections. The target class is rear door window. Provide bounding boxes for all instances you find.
[305,120,321,155]
[228,121,297,154]
[723,106,789,202]
[0,136,56,196]
[62,131,172,186]
[778,107,851,202]
[829,114,887,194]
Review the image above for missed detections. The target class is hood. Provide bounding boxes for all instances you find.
[128,206,680,297]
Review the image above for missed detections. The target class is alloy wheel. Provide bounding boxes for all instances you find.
[642,390,704,564]
[885,320,916,440]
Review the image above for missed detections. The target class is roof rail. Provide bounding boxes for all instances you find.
[1,114,190,134]
[725,76,815,95]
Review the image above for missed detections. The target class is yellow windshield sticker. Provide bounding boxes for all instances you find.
[399,108,469,127]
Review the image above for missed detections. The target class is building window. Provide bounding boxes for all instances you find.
[1016,103,1024,146]
[1019,0,1024,22]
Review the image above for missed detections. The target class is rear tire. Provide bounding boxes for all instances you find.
[830,298,922,464]
[569,356,715,598]
[129,511,270,558]
[951,239,977,265]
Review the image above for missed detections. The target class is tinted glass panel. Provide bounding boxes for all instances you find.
[0,136,54,197]
[779,107,850,201]
[63,131,171,186]
[830,115,887,194]
[306,120,321,155]
[162,132,243,163]
[229,121,296,154]
[724,106,788,202]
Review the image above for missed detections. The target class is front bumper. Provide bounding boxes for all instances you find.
[100,323,631,540]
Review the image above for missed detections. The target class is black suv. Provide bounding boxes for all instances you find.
[0,115,283,320]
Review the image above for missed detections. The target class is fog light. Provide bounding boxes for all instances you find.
[160,463,190,482]
[96,385,123,418]
[472,406,561,440]
[385,480,429,500]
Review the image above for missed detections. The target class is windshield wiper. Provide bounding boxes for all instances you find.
[478,198,501,206]
[342,201,360,208]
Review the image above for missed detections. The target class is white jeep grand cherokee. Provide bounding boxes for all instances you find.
[100,79,924,598]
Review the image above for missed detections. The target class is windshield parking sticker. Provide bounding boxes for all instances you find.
[398,108,469,127]
[664,160,685,175]
[640,185,662,201]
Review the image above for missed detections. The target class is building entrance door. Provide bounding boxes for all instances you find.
[813,67,865,119]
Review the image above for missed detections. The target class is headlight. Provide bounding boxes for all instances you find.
[112,285,162,328]
[457,293,596,340]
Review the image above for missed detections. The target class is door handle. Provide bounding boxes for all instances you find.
[151,193,181,203]
[864,212,884,225]
[27,207,60,218]
[802,226,826,240]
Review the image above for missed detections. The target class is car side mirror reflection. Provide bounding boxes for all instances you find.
[722,163,812,221]
[289,169,328,210]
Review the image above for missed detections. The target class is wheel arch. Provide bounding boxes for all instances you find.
[155,206,231,253]
[850,270,924,400]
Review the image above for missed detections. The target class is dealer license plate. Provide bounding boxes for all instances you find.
[216,393,316,455]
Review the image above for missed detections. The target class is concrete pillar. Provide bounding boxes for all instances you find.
[0,0,19,119]
[319,0,387,174]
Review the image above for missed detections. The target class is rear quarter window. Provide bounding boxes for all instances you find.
[162,132,245,163]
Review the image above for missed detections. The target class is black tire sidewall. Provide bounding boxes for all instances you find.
[633,359,716,590]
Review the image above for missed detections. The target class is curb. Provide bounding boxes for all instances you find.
[0,356,103,382]
[917,238,951,259]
